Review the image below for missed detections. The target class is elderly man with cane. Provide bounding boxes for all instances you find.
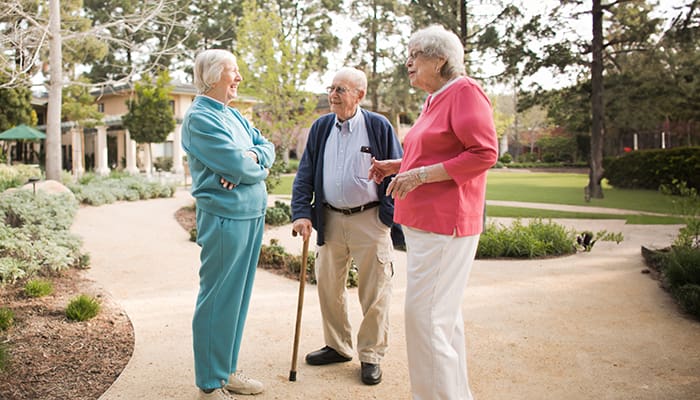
[291,67,403,385]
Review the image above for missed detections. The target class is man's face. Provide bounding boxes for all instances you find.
[327,75,363,121]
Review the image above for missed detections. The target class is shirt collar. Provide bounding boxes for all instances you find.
[335,107,362,132]
[430,77,461,101]
[197,94,228,111]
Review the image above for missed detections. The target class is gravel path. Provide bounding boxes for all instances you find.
[71,189,700,400]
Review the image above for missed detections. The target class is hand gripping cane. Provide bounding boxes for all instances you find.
[289,229,309,381]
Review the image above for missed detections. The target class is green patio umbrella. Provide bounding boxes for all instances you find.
[0,124,45,164]
[0,124,46,140]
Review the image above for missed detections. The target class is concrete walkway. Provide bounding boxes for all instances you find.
[71,188,700,400]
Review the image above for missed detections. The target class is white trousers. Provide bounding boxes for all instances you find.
[404,227,480,400]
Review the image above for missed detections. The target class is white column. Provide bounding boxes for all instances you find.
[172,122,184,174]
[142,143,153,176]
[499,133,509,156]
[633,133,638,150]
[661,132,666,149]
[125,129,139,174]
[95,125,110,176]
[71,127,84,178]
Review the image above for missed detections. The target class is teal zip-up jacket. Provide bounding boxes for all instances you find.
[182,95,275,220]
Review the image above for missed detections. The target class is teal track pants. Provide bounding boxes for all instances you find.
[192,208,264,390]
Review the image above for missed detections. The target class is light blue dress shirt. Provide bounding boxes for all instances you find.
[322,107,379,208]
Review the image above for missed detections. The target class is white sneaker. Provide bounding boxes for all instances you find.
[198,388,236,399]
[225,370,264,395]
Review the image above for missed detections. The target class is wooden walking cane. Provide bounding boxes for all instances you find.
[289,229,309,381]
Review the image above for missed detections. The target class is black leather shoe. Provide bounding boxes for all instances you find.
[305,346,352,365]
[361,362,382,385]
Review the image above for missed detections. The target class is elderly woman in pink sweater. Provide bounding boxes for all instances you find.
[369,25,498,400]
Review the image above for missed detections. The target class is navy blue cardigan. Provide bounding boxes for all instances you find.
[291,109,403,246]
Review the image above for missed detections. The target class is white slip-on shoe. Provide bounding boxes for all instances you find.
[198,387,236,399]
[225,370,264,395]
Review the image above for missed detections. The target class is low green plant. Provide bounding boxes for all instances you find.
[258,239,358,287]
[65,294,101,321]
[67,174,176,205]
[663,247,700,290]
[674,284,700,318]
[0,164,42,192]
[265,201,292,226]
[499,152,512,164]
[0,307,14,331]
[575,230,625,252]
[24,278,54,298]
[477,219,577,259]
[0,343,9,372]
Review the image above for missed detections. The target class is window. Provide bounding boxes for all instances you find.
[97,103,104,113]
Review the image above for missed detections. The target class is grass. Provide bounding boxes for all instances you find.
[0,307,14,331]
[65,294,101,322]
[269,170,683,223]
[486,170,676,214]
[24,278,54,298]
[486,206,684,225]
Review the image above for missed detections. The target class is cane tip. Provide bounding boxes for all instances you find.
[289,371,297,381]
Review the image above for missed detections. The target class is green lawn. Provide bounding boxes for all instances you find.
[269,170,684,224]
[486,170,676,214]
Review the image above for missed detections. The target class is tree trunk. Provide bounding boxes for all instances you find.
[588,0,605,199]
[370,3,379,111]
[45,0,63,181]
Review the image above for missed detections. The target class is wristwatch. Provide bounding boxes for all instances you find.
[418,166,428,183]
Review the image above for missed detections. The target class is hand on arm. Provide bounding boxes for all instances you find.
[386,163,451,199]
[368,158,402,184]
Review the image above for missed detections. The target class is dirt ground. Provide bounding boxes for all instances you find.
[0,268,133,400]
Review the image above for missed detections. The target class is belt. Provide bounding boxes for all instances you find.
[324,201,380,215]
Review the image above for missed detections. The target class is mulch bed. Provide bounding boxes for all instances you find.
[0,268,134,400]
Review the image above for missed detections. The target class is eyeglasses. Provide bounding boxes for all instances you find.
[326,86,352,95]
[406,50,424,63]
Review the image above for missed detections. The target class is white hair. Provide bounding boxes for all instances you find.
[408,25,466,78]
[193,49,237,94]
[334,67,368,92]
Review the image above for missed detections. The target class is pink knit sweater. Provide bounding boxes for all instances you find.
[394,77,498,236]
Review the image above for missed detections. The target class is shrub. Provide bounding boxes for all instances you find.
[65,294,101,321]
[24,278,54,298]
[258,239,358,287]
[477,219,577,259]
[674,284,700,318]
[154,156,173,172]
[265,201,292,226]
[0,190,84,283]
[0,307,14,331]
[663,247,700,291]
[499,152,512,164]
[0,164,42,192]
[67,174,176,205]
[604,147,700,191]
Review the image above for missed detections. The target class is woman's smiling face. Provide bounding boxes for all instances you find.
[208,61,242,104]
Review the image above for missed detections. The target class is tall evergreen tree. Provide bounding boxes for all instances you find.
[0,83,36,132]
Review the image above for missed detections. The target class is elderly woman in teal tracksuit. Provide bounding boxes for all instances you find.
[181,49,275,400]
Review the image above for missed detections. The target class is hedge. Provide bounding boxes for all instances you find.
[604,147,700,191]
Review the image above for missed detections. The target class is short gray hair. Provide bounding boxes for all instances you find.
[334,67,368,92]
[408,25,466,78]
[193,49,237,94]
